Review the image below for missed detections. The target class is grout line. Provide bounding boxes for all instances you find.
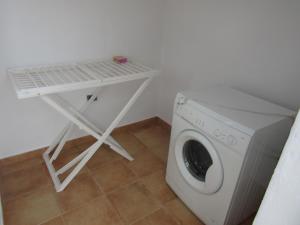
[103,177,139,196]
[127,208,162,225]
[103,193,127,225]
[54,174,103,215]
[122,151,166,181]
[61,215,67,225]
[94,170,139,196]
[86,154,127,172]
[160,206,181,225]
[127,128,170,164]
[1,182,53,207]
[100,175,166,225]
[0,157,45,178]
[58,195,110,225]
[36,215,63,225]
[100,179,154,225]
[89,172,127,225]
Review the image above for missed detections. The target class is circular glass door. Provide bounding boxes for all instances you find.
[175,130,223,194]
[183,140,213,182]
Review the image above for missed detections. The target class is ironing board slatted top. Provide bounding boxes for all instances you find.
[9,60,158,99]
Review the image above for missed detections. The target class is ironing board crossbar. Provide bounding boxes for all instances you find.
[42,96,102,139]
[45,94,132,162]
[49,89,101,162]
[55,148,90,175]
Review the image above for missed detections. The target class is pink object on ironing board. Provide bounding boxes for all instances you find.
[113,56,128,64]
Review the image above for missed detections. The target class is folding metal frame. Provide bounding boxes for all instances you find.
[42,77,152,191]
[8,59,158,191]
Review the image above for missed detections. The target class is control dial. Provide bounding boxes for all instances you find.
[213,129,222,137]
[227,135,237,146]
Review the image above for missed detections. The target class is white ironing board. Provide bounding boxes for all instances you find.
[9,59,159,192]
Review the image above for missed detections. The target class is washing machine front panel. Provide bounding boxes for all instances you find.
[167,91,292,225]
[175,129,223,194]
[166,114,245,225]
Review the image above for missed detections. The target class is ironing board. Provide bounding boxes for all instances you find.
[9,59,159,192]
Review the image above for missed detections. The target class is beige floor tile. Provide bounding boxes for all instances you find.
[0,162,51,201]
[78,144,123,170]
[164,199,204,225]
[63,196,123,225]
[133,125,170,150]
[91,160,136,193]
[0,148,44,168]
[132,219,150,225]
[0,157,43,177]
[52,146,89,181]
[51,143,79,155]
[108,182,160,224]
[4,186,61,225]
[40,216,65,225]
[112,131,148,156]
[141,170,176,204]
[56,173,102,212]
[72,135,97,147]
[148,145,170,163]
[124,151,164,177]
[0,120,205,225]
[52,145,86,170]
[132,209,178,225]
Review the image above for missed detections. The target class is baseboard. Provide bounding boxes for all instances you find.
[113,116,171,133]
[0,116,171,167]
[0,147,45,168]
[113,117,158,133]
[156,117,171,133]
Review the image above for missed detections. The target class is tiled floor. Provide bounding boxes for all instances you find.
[0,121,254,225]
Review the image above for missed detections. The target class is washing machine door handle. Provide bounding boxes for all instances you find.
[205,160,224,193]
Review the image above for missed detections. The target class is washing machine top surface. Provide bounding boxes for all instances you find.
[179,87,295,134]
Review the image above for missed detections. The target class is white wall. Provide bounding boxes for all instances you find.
[1,0,300,159]
[158,0,300,123]
[0,0,164,158]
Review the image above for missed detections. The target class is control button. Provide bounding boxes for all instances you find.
[213,129,222,137]
[181,108,187,117]
[227,135,237,146]
[176,106,182,113]
[177,96,186,105]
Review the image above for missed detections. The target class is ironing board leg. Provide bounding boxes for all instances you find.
[42,78,152,192]
[44,94,134,162]
[45,93,131,161]
[45,88,102,162]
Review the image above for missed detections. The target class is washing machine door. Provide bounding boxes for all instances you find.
[175,130,223,194]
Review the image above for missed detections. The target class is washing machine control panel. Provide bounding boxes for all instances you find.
[176,103,250,153]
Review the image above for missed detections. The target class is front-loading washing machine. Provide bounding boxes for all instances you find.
[166,87,294,225]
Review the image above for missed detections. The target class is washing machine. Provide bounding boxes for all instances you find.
[166,87,294,225]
